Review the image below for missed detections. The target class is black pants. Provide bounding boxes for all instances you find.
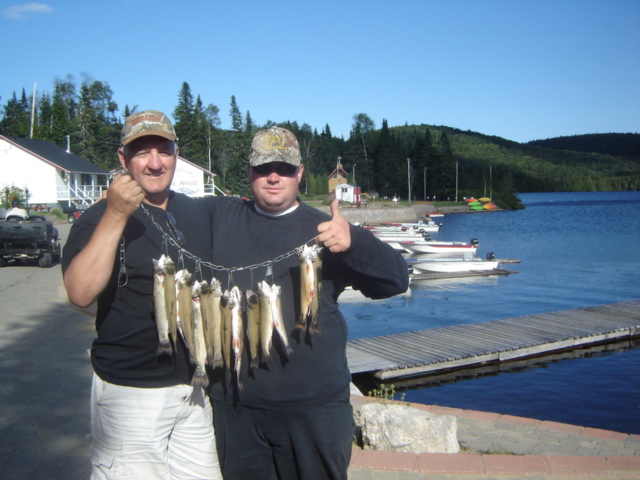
[212,399,354,480]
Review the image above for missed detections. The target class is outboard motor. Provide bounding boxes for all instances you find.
[470,238,479,246]
[423,233,432,241]
[486,251,495,260]
[406,264,414,274]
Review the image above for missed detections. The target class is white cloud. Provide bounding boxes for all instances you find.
[4,3,53,20]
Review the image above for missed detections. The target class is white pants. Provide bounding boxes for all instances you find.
[90,373,222,480]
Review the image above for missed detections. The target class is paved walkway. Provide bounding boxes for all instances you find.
[0,222,638,479]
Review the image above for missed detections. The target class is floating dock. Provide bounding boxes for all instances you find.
[346,300,640,380]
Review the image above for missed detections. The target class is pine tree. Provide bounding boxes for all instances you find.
[225,95,250,196]
[0,91,30,137]
[307,173,317,196]
[173,82,197,158]
[373,119,396,197]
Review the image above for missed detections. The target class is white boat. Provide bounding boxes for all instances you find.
[400,238,479,254]
[379,219,441,233]
[412,258,501,273]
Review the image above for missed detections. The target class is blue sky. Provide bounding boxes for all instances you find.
[2,0,639,143]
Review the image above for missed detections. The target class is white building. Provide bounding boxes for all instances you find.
[0,136,220,212]
[335,183,361,204]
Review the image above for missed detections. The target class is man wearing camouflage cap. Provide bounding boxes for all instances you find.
[201,126,409,479]
[63,110,222,479]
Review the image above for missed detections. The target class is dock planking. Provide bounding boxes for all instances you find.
[346,300,640,380]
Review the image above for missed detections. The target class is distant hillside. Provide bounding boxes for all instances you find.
[527,133,640,160]
[390,125,640,193]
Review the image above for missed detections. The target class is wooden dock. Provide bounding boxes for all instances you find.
[346,300,640,380]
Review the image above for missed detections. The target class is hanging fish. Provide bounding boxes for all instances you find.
[257,281,274,364]
[220,289,234,371]
[190,280,209,387]
[246,288,260,368]
[209,278,224,369]
[271,284,293,357]
[199,280,215,365]
[309,249,323,334]
[296,244,323,333]
[175,269,194,362]
[230,286,244,390]
[161,255,178,347]
[152,256,172,356]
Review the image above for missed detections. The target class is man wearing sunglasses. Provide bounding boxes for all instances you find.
[62,110,222,479]
[203,127,409,480]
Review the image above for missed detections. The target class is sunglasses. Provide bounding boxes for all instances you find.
[252,163,299,177]
[166,211,185,247]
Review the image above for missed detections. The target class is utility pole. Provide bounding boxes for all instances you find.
[423,167,427,202]
[407,158,412,205]
[30,82,36,139]
[489,164,493,200]
[352,163,356,186]
[455,160,459,203]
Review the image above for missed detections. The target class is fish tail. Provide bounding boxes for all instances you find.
[294,313,308,331]
[157,340,173,357]
[191,367,209,387]
[212,353,224,369]
[260,351,273,364]
[308,320,321,335]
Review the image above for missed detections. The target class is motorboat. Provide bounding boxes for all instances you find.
[400,238,479,254]
[411,257,501,273]
[379,219,441,233]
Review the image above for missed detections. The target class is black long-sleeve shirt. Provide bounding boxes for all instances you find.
[201,196,409,409]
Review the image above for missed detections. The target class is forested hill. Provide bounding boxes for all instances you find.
[1,76,637,198]
[390,125,640,194]
[527,133,640,160]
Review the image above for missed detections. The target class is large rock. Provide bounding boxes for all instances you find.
[360,403,460,454]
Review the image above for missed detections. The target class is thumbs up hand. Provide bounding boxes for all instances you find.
[316,199,352,253]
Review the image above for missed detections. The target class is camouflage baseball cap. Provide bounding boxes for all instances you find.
[249,127,301,167]
[120,110,177,146]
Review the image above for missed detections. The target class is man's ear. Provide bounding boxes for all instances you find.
[117,149,127,170]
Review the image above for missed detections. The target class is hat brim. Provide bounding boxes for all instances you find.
[249,154,300,167]
[122,130,177,146]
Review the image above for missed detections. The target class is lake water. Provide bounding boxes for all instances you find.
[344,191,640,435]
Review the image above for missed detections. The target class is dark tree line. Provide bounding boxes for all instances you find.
[2,76,638,201]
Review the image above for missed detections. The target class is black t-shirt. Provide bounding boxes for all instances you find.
[62,192,212,388]
[200,196,409,410]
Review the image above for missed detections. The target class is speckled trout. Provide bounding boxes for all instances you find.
[296,244,323,333]
[246,288,260,368]
[175,269,194,362]
[230,286,244,390]
[161,255,178,348]
[190,280,209,387]
[152,256,172,356]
